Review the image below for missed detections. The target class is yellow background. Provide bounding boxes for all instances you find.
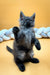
[0,0,50,30]
[0,0,50,75]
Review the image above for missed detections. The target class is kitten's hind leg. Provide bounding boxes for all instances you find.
[29,58,39,63]
[14,58,25,72]
[17,62,25,72]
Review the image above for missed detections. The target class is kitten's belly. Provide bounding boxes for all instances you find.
[15,28,35,61]
[17,49,34,61]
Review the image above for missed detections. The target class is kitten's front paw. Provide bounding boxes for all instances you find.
[13,27,19,34]
[35,40,41,50]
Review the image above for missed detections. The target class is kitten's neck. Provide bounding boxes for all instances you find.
[19,25,33,30]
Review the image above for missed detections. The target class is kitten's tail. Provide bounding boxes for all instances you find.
[6,46,13,53]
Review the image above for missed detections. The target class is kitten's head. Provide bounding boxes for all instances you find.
[19,11,36,28]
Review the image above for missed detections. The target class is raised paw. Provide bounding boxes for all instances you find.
[30,58,39,63]
[13,27,19,34]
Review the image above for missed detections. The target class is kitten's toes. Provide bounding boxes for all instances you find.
[13,27,19,34]
[30,58,39,63]
[19,64,25,72]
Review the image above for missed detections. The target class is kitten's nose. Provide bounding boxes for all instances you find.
[27,21,30,26]
[26,20,31,28]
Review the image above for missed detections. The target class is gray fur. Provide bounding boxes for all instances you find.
[18,28,35,48]
[7,11,41,67]
[13,40,34,61]
[12,12,36,61]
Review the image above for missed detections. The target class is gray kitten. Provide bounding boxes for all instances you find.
[7,11,41,72]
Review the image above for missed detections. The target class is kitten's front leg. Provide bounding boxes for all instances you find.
[32,38,41,50]
[13,27,25,42]
[34,39,41,50]
[13,27,20,42]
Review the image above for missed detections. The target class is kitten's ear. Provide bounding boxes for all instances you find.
[31,13,36,20]
[20,11,25,20]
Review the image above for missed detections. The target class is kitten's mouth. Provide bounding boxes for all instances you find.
[26,24,34,28]
[26,25,30,28]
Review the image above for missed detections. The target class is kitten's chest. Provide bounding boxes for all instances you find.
[19,28,35,48]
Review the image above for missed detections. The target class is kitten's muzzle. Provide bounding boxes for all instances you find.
[26,22,31,28]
